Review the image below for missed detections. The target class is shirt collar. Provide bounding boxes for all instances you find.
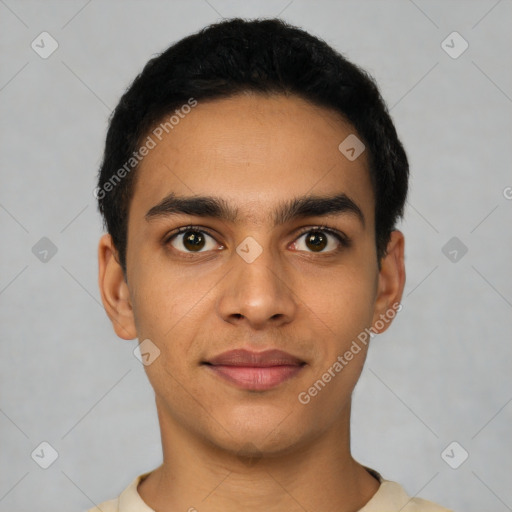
[117,467,414,512]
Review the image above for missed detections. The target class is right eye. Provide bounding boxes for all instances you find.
[166,227,222,254]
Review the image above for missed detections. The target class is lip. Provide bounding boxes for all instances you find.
[203,349,305,391]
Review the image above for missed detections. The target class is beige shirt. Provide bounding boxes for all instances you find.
[87,467,453,512]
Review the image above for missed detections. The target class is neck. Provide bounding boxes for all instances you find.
[138,397,380,512]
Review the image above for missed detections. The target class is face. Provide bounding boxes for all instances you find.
[99,92,405,457]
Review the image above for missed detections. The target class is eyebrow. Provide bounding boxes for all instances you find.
[145,192,365,227]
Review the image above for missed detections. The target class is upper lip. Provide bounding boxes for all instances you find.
[205,349,304,367]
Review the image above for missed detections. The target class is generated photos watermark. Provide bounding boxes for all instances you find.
[298,301,402,405]
[94,98,198,200]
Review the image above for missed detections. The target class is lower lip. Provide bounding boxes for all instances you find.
[205,364,304,391]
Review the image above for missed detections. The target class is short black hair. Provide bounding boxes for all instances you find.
[97,17,408,273]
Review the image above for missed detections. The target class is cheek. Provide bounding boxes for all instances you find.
[295,269,376,417]
[128,266,208,407]
[128,260,219,368]
[130,256,204,333]
[295,261,378,344]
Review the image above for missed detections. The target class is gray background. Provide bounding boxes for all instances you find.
[1,1,511,511]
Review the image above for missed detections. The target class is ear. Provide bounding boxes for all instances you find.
[98,233,137,340]
[371,230,406,334]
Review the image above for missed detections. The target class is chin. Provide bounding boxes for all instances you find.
[204,402,312,458]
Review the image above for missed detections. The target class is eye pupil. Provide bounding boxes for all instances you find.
[183,231,205,251]
[306,232,327,252]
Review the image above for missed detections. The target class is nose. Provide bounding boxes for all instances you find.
[216,241,298,330]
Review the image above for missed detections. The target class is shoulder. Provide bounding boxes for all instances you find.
[84,471,153,512]
[360,467,453,512]
[402,495,454,511]
[373,480,453,512]
[86,497,118,512]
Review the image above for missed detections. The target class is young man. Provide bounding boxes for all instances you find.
[92,18,452,512]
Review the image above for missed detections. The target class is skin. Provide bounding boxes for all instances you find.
[98,92,405,512]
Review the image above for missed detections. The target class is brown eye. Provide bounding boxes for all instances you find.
[292,228,346,254]
[168,228,219,253]
[183,231,206,251]
[305,231,328,252]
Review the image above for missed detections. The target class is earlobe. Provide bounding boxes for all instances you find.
[371,230,406,334]
[97,234,137,340]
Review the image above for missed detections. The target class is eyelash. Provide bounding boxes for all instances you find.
[294,226,350,251]
[164,224,351,256]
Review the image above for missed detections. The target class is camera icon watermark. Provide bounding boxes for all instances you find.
[441,441,469,469]
[31,441,59,469]
[32,237,58,263]
[236,236,263,264]
[441,31,469,59]
[31,31,59,59]
[442,237,468,263]
[134,338,161,366]
[338,134,365,161]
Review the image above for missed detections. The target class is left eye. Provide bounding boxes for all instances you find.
[291,229,344,253]
[168,229,219,253]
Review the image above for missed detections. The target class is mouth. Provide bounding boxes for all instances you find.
[202,349,306,391]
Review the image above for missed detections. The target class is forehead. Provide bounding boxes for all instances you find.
[130,92,374,227]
